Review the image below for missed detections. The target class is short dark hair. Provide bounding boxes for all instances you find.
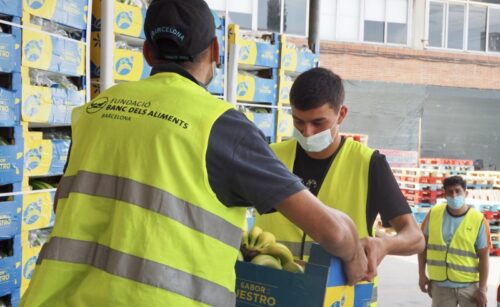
[443,176,467,191]
[289,67,345,111]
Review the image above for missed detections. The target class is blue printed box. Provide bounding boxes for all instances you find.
[23,0,89,30]
[0,126,23,185]
[0,87,21,127]
[22,190,55,232]
[0,21,21,73]
[92,0,146,39]
[237,72,278,104]
[0,196,22,238]
[229,24,280,68]
[245,110,276,142]
[0,266,20,299]
[22,28,85,76]
[49,139,70,175]
[0,1,21,17]
[0,234,22,269]
[235,244,373,307]
[0,286,19,307]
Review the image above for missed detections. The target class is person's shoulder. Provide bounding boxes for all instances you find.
[343,138,374,161]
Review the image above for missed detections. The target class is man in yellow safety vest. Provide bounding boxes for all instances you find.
[20,1,371,306]
[418,176,491,307]
[255,67,425,305]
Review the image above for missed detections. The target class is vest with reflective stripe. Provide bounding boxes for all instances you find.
[254,138,374,257]
[427,204,483,283]
[20,73,247,307]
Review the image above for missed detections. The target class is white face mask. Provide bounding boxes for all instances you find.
[293,124,339,153]
[206,61,217,86]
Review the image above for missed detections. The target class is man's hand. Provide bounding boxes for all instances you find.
[360,237,387,280]
[472,287,487,307]
[343,241,368,286]
[418,275,431,298]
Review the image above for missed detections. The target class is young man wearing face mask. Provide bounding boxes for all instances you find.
[418,176,491,307]
[255,68,424,304]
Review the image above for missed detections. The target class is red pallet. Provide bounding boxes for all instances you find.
[403,190,439,198]
[400,176,442,184]
[405,195,437,205]
[490,248,500,256]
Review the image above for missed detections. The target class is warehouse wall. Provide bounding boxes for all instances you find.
[319,41,500,91]
[341,81,500,169]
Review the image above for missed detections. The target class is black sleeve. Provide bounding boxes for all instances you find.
[366,151,412,230]
[206,109,306,214]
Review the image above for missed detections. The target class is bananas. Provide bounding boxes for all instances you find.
[240,225,304,274]
[248,225,263,248]
[251,254,282,269]
[258,242,294,265]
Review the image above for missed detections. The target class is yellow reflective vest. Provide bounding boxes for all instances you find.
[255,138,374,256]
[426,204,483,283]
[20,72,247,307]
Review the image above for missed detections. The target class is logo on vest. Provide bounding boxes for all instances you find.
[86,97,109,114]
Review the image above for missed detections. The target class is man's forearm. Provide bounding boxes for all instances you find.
[478,248,489,291]
[417,252,427,276]
[384,214,425,256]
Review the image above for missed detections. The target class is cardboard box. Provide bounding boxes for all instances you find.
[0,189,21,238]
[244,109,276,142]
[229,24,280,68]
[20,68,85,125]
[92,0,146,38]
[0,234,22,297]
[0,1,22,17]
[0,23,21,74]
[20,230,44,297]
[0,126,23,185]
[0,83,21,127]
[21,191,55,232]
[23,0,89,30]
[22,28,86,76]
[237,72,278,104]
[23,132,70,177]
[280,36,319,73]
[91,33,151,82]
[276,108,293,142]
[235,244,373,307]
[207,67,224,96]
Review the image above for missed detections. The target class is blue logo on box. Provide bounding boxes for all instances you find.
[115,57,133,76]
[237,82,248,97]
[24,40,43,62]
[24,257,37,279]
[26,147,42,171]
[240,46,250,61]
[27,0,45,9]
[23,201,42,225]
[24,95,41,117]
[116,11,133,30]
[283,54,292,67]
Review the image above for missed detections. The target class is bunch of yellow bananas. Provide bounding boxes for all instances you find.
[239,226,304,273]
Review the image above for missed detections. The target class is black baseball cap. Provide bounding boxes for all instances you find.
[144,0,215,61]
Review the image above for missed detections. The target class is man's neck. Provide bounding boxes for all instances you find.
[305,135,342,160]
[447,205,469,217]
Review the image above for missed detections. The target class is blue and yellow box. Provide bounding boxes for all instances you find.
[235,244,373,307]
[244,109,276,142]
[278,70,294,105]
[0,77,21,127]
[0,182,22,238]
[0,286,20,307]
[92,0,145,39]
[21,68,85,125]
[90,32,151,82]
[21,190,55,232]
[280,36,319,73]
[22,28,85,76]
[229,24,279,68]
[21,230,44,296]
[0,126,23,185]
[23,0,89,30]
[0,0,22,17]
[0,20,21,73]
[207,67,224,96]
[237,72,278,104]
[0,265,20,300]
[276,107,293,142]
[24,132,70,177]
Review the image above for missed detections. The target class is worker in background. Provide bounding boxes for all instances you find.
[418,176,491,307]
[255,67,425,305]
[20,1,370,306]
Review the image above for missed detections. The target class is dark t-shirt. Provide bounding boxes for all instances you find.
[293,137,411,235]
[66,63,305,214]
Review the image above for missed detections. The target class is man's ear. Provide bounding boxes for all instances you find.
[143,41,154,67]
[212,37,220,66]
